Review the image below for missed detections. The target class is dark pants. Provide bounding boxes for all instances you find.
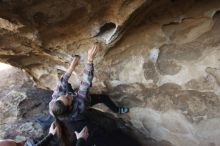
[90,94,119,113]
[67,83,119,113]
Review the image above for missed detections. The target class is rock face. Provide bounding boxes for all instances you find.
[0,0,220,146]
[0,66,52,140]
[0,67,173,146]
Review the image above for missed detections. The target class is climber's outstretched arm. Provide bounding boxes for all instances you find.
[78,43,100,99]
[51,55,80,100]
[66,55,80,75]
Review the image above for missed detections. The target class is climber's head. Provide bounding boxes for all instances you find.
[51,94,73,116]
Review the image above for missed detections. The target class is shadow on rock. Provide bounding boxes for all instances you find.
[46,108,174,146]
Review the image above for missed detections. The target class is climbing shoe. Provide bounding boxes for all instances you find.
[118,106,129,114]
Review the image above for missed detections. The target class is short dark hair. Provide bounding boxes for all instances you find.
[51,100,68,116]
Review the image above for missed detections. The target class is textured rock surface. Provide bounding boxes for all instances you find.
[109,83,220,146]
[0,67,173,146]
[0,0,220,146]
[0,66,52,140]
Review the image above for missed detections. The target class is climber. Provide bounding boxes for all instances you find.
[0,123,89,146]
[48,42,129,146]
[49,42,129,118]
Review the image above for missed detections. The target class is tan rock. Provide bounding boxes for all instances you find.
[1,0,220,145]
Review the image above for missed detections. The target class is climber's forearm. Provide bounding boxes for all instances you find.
[66,62,76,75]
[66,55,80,75]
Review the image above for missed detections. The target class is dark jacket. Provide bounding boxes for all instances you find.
[24,134,86,146]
